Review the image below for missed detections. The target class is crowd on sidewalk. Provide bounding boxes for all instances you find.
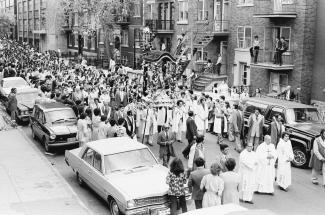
[1,37,325,215]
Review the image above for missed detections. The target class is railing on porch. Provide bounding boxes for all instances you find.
[213,20,230,33]
[60,53,109,69]
[254,50,294,65]
[145,19,175,31]
[254,0,297,15]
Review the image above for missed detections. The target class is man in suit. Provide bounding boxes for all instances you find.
[157,124,175,167]
[232,104,243,152]
[115,87,128,108]
[182,111,198,159]
[188,157,210,209]
[279,36,288,66]
[269,114,283,147]
[247,108,265,151]
[125,110,136,139]
[113,106,124,122]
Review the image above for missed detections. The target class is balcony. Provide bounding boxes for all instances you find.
[115,15,130,25]
[253,0,297,18]
[33,29,46,34]
[250,50,294,70]
[213,20,230,36]
[145,19,175,34]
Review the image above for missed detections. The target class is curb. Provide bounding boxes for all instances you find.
[17,127,93,215]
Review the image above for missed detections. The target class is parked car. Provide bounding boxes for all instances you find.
[0,77,30,98]
[30,101,79,152]
[243,97,325,168]
[65,137,191,215]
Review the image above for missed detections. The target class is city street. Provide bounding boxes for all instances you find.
[19,125,325,215]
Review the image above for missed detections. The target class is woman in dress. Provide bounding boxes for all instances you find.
[188,135,205,172]
[220,158,240,204]
[166,158,188,215]
[200,162,224,208]
[276,132,294,191]
[195,97,208,135]
[213,100,224,143]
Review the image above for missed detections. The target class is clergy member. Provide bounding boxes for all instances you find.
[255,135,277,195]
[239,142,258,204]
[276,132,294,191]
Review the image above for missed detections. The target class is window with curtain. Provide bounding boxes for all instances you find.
[121,30,128,46]
[178,0,188,22]
[237,26,252,48]
[238,0,253,5]
[134,2,140,17]
[198,0,208,20]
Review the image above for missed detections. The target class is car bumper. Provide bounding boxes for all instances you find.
[48,140,79,148]
[17,114,30,122]
[126,205,170,215]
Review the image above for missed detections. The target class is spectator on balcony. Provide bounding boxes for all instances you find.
[205,59,213,73]
[216,54,222,76]
[278,85,296,101]
[250,36,260,64]
[279,36,288,66]
[273,37,281,65]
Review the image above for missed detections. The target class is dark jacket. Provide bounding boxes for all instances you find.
[7,93,17,112]
[124,116,135,138]
[186,117,198,141]
[188,168,210,200]
[115,91,128,107]
[269,120,283,146]
[157,130,175,158]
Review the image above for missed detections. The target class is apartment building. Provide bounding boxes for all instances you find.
[0,0,16,39]
[228,0,317,104]
[16,0,67,52]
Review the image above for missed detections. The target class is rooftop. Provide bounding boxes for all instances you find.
[37,102,71,111]
[86,137,148,155]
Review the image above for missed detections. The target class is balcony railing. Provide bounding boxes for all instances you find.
[213,20,230,34]
[145,19,175,32]
[115,15,130,24]
[251,50,294,70]
[254,0,297,18]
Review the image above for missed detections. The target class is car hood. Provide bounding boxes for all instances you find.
[49,124,77,135]
[287,123,325,136]
[107,165,169,200]
[17,101,35,110]
[3,86,32,95]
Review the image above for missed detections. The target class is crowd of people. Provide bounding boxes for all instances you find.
[1,37,325,215]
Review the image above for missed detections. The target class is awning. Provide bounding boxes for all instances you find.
[143,50,176,63]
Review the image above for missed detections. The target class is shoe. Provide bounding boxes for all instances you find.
[244,200,254,204]
[312,180,319,185]
[279,186,287,192]
[146,142,153,146]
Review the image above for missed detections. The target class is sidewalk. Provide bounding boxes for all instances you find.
[0,129,92,215]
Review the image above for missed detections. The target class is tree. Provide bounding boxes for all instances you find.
[58,0,135,60]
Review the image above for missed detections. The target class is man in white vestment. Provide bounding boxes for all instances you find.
[255,135,277,194]
[239,142,258,204]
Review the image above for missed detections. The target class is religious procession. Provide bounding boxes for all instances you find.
[1,34,325,215]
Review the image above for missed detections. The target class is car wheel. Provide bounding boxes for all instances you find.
[76,172,84,187]
[109,199,123,215]
[43,136,51,152]
[292,146,308,168]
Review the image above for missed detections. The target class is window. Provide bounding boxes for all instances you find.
[239,62,250,85]
[267,107,285,122]
[287,108,324,124]
[282,0,293,4]
[82,148,94,165]
[178,0,188,22]
[121,55,128,66]
[196,49,208,61]
[237,26,252,48]
[93,152,102,172]
[134,28,141,48]
[274,27,291,51]
[238,0,253,6]
[270,72,288,93]
[198,0,208,20]
[146,4,153,19]
[98,29,104,44]
[121,30,128,46]
[68,33,74,47]
[134,2,140,17]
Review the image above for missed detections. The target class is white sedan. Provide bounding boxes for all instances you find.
[0,77,30,97]
[65,137,190,215]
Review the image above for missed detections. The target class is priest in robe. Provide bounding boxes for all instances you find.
[255,135,277,194]
[239,142,258,204]
[276,132,294,191]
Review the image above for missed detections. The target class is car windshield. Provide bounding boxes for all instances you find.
[16,92,38,103]
[3,79,28,88]
[286,108,324,124]
[104,148,158,174]
[45,109,77,124]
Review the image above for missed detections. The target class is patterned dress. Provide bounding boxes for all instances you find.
[166,172,187,197]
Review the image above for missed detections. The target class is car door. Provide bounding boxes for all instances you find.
[79,147,97,190]
[31,107,42,138]
[90,151,109,199]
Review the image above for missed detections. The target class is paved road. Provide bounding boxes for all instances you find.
[20,125,325,215]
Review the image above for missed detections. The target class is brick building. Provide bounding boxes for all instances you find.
[0,0,16,39]
[227,0,317,104]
